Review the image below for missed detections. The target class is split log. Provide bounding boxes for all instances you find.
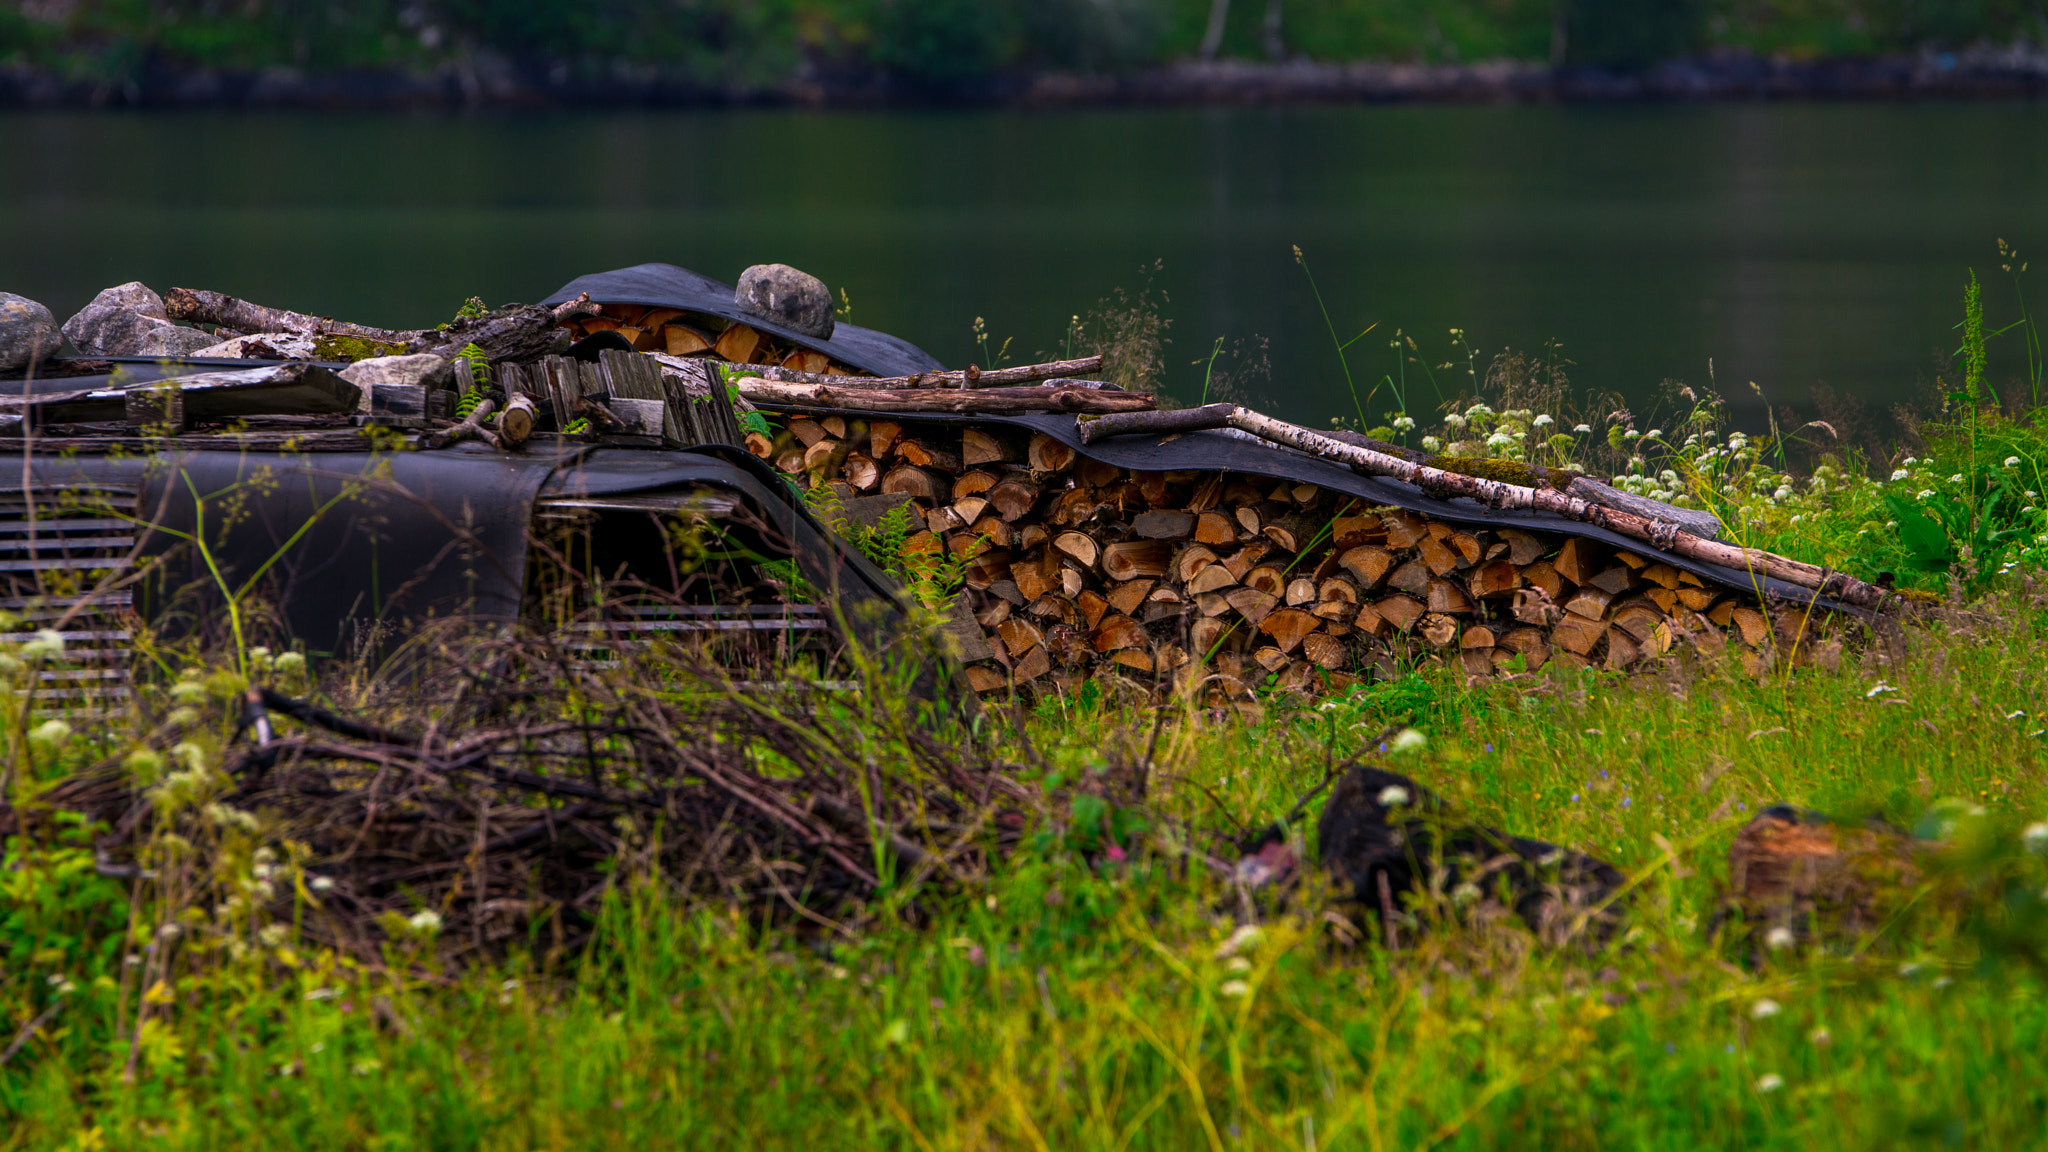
[987,476,1041,522]
[1052,531,1100,570]
[1133,510,1195,540]
[1101,540,1173,581]
[1259,607,1320,654]
[1028,434,1079,472]
[739,381,1154,415]
[962,428,1017,466]
[895,436,962,472]
[1302,632,1348,670]
[1285,577,1318,606]
[1175,544,1221,583]
[1188,565,1238,595]
[1106,580,1155,616]
[1092,615,1146,653]
[1218,586,1274,626]
[880,465,949,505]
[1419,613,1460,648]
[1194,511,1238,545]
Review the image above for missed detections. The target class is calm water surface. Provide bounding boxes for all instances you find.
[3,104,2045,429]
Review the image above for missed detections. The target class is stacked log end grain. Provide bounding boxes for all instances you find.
[562,303,853,374]
[755,414,1839,699]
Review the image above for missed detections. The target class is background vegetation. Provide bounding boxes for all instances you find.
[4,0,2046,95]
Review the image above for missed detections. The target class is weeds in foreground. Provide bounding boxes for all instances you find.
[4,585,2048,1148]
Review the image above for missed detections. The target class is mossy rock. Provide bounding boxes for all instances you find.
[313,333,407,362]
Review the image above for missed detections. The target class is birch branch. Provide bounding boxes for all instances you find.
[738,380,1154,415]
[740,355,1105,390]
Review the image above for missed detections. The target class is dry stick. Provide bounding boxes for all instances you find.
[741,355,1104,391]
[737,380,1153,416]
[0,997,65,1067]
[424,398,500,450]
[1078,404,1898,612]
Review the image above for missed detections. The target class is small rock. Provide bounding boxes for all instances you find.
[191,331,321,360]
[735,264,835,340]
[61,282,175,355]
[0,293,59,376]
[131,324,223,358]
[340,354,455,414]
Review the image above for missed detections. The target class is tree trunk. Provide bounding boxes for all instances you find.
[1199,0,1231,60]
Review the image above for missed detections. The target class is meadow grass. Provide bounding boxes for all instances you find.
[4,586,2046,1151]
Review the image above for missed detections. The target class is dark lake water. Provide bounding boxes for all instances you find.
[4,104,2046,431]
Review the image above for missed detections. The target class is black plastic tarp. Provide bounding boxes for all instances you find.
[540,263,945,379]
[757,405,1851,614]
[6,442,907,656]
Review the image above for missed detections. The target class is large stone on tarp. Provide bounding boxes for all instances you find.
[1,293,59,375]
[62,282,180,356]
[131,324,223,358]
[338,354,454,413]
[736,263,835,340]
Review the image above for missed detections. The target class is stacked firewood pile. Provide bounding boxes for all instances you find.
[751,412,1840,697]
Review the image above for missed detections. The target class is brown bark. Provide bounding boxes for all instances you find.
[739,381,1153,416]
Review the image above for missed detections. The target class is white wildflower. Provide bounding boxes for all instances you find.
[2023,822,2048,856]
[406,909,443,935]
[1764,926,1795,951]
[1891,469,1910,482]
[1751,998,1781,1019]
[1917,490,1936,500]
[1388,728,1427,754]
[1218,980,1250,998]
[1756,1073,1784,1093]
[1575,423,1592,434]
[1420,436,1443,453]
[1392,415,1416,432]
[1533,414,1554,428]
[1214,924,1263,958]
[2006,456,2022,468]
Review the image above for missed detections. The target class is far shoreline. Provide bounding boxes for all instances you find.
[5,47,2048,112]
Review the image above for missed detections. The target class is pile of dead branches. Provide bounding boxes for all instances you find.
[45,631,1035,966]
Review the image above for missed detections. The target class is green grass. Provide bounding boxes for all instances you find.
[5,591,2047,1150]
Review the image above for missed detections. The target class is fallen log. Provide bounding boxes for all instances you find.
[1077,404,1896,612]
[165,288,596,364]
[738,380,1154,415]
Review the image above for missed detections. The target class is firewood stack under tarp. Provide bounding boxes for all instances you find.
[748,411,1848,700]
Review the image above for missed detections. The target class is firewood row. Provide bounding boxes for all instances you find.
[752,413,1838,698]
[563,302,848,375]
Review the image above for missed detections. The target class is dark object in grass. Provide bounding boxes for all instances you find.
[1721,804,1922,951]
[1314,764,1627,945]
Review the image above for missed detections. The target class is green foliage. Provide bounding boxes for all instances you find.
[7,0,2047,88]
[869,0,1017,89]
[7,605,2048,1145]
[1565,0,1705,66]
[0,813,129,982]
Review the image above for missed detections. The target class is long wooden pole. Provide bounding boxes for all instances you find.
[740,355,1105,391]
[738,379,1153,415]
[1078,404,1897,612]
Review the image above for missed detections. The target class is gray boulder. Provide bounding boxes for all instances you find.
[735,263,835,340]
[131,324,224,358]
[62,281,176,355]
[1,293,59,376]
[338,354,453,412]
